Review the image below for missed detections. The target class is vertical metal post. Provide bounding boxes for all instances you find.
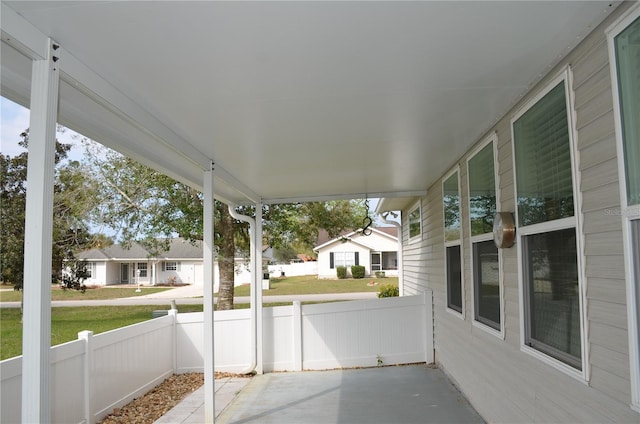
[21,38,60,424]
[255,202,264,374]
[203,164,216,422]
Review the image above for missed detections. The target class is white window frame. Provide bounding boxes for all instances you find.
[83,262,95,279]
[467,133,504,338]
[334,251,356,268]
[137,262,148,278]
[511,68,588,381]
[443,166,464,318]
[607,3,640,411]
[164,261,178,271]
[407,201,422,243]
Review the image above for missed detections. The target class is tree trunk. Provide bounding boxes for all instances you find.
[216,204,235,310]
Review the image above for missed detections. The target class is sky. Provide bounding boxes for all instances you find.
[1,96,84,160]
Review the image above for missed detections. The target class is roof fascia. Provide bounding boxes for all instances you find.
[1,4,48,60]
[262,190,427,205]
[1,3,260,206]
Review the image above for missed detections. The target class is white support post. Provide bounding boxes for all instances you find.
[292,300,303,371]
[78,331,94,424]
[254,202,264,374]
[168,308,178,374]
[21,38,60,424]
[203,165,216,422]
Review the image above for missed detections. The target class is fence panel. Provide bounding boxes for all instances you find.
[176,309,253,373]
[1,293,433,422]
[90,315,174,422]
[50,340,86,423]
[301,294,429,370]
[263,306,296,372]
[0,356,21,424]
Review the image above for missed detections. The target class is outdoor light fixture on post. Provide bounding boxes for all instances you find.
[135,269,141,292]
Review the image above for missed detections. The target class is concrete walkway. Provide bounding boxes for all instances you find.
[164,365,484,424]
[0,286,376,308]
[154,377,252,424]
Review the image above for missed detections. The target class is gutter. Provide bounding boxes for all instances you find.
[227,205,258,374]
[378,212,403,297]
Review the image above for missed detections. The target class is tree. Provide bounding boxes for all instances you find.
[0,129,108,290]
[81,141,368,309]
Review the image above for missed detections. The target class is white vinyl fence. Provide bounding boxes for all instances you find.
[1,292,432,423]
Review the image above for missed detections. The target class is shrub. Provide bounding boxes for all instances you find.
[374,271,386,278]
[351,265,365,279]
[336,266,347,279]
[377,284,399,298]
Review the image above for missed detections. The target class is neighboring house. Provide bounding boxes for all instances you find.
[76,238,204,286]
[377,4,640,422]
[75,238,271,290]
[314,227,398,279]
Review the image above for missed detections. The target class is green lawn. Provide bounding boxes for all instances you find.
[0,301,327,360]
[234,275,398,297]
[0,286,172,302]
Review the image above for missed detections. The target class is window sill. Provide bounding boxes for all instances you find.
[520,344,587,384]
[472,320,504,340]
[446,306,465,320]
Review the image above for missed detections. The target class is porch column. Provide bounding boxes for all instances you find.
[21,39,60,423]
[203,164,216,422]
[255,202,264,374]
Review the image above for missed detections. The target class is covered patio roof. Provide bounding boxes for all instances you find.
[1,1,618,205]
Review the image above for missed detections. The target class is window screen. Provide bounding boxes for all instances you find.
[447,245,462,313]
[524,228,581,369]
[473,240,500,329]
[514,82,574,226]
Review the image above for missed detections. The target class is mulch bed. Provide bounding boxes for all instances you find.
[98,372,251,424]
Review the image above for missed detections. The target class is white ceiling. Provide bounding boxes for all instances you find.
[1,1,618,206]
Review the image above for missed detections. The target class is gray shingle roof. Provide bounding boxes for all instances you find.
[76,238,203,261]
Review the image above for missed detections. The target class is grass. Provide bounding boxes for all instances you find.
[233,275,398,297]
[0,275,397,359]
[0,286,173,302]
[0,301,332,360]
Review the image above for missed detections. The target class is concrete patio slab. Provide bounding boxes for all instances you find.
[167,364,484,424]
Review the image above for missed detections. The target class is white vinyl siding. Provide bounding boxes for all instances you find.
[400,4,639,421]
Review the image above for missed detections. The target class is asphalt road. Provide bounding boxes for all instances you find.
[0,292,377,308]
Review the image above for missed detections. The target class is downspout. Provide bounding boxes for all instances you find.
[379,212,403,297]
[228,205,258,374]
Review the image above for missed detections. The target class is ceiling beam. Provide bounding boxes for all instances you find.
[261,190,427,205]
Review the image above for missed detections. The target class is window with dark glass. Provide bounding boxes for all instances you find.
[513,77,582,370]
[444,171,463,314]
[468,141,501,330]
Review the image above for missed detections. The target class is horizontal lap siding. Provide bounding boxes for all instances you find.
[403,3,638,422]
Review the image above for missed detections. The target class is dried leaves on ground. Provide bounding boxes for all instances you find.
[99,372,251,424]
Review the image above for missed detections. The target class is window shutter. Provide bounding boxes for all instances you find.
[162,261,165,272]
[355,252,359,266]
[177,262,181,272]
[330,252,334,269]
